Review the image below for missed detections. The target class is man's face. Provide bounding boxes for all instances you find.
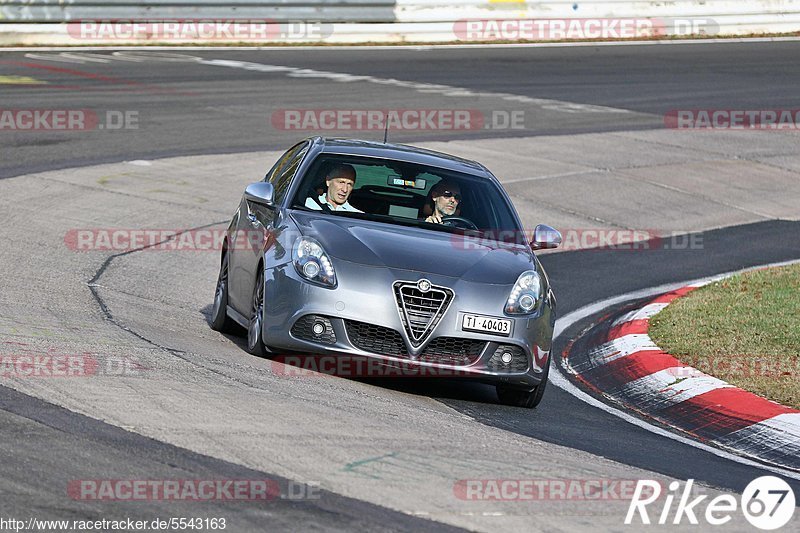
[326,170,356,207]
[433,186,461,217]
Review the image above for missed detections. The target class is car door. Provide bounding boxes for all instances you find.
[229,141,309,315]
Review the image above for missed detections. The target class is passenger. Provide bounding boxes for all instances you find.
[423,181,461,224]
[306,164,363,212]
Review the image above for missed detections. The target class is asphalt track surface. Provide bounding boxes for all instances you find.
[3,41,800,179]
[2,43,800,530]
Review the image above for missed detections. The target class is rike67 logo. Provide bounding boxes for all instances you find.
[626,477,795,530]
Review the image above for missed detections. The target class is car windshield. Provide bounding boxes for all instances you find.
[290,154,523,242]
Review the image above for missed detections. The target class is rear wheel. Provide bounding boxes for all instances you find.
[246,267,267,357]
[210,251,236,333]
[496,357,550,409]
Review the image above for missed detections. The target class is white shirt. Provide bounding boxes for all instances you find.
[305,194,362,213]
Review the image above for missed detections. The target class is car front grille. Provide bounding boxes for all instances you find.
[344,320,485,365]
[393,281,453,347]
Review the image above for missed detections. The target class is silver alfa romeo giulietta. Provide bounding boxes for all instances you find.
[210,137,562,408]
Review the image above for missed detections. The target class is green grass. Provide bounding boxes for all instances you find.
[649,263,800,409]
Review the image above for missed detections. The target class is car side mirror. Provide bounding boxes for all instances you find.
[530,224,562,250]
[245,182,275,207]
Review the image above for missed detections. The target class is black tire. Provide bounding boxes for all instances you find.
[210,251,236,333]
[496,357,550,409]
[246,267,267,357]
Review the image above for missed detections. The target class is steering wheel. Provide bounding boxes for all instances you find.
[440,216,478,230]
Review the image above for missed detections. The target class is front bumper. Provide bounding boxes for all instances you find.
[262,259,555,388]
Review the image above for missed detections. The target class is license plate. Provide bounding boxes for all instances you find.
[461,313,512,336]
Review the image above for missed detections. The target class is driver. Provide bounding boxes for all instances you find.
[306,164,363,213]
[424,181,461,224]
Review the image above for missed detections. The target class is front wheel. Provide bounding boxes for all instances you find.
[496,357,550,409]
[246,268,267,357]
[210,252,236,333]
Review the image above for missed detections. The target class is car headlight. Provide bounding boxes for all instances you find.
[293,236,336,288]
[505,270,542,315]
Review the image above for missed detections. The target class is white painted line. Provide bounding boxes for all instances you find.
[689,277,723,288]
[611,302,668,327]
[22,52,94,64]
[713,413,800,468]
[727,412,800,440]
[617,368,733,411]
[550,257,800,479]
[570,333,661,373]
[57,52,113,63]
[197,57,630,114]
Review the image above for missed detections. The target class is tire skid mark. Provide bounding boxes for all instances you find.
[84,219,272,391]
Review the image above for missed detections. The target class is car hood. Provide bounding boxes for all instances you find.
[289,211,534,284]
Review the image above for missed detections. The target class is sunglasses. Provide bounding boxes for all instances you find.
[438,190,461,202]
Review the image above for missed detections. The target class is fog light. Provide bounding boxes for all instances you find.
[501,351,513,364]
[312,321,325,336]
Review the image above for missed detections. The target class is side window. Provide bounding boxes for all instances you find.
[265,142,309,204]
[263,148,294,183]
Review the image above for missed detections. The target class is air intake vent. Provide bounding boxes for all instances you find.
[419,337,485,366]
[344,320,485,365]
[487,344,528,372]
[291,315,336,345]
[393,280,453,347]
[345,320,407,358]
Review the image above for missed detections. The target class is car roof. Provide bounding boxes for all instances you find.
[311,137,493,178]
